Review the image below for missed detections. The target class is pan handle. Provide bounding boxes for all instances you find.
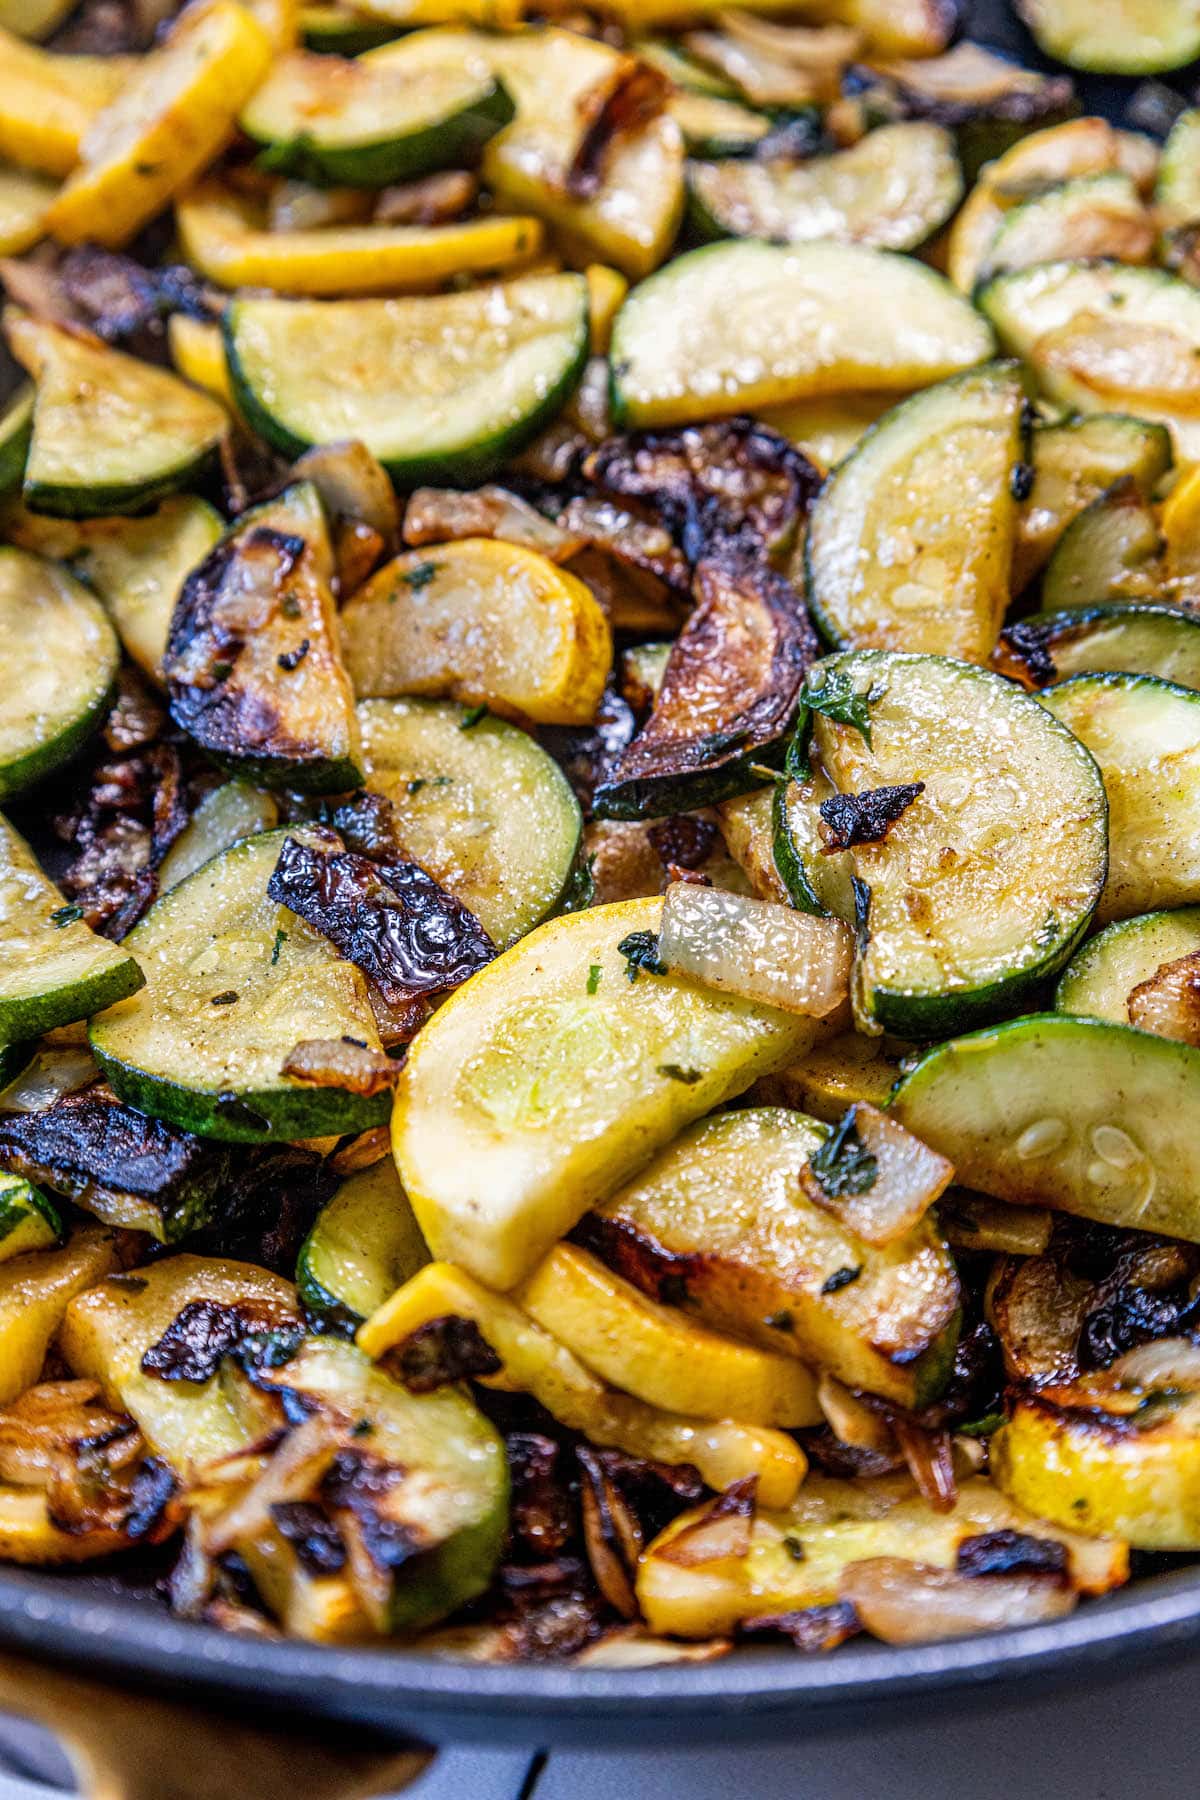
[0,1651,433,1800]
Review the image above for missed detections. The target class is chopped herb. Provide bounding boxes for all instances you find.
[1072,1497,1088,1512]
[210,990,239,1006]
[280,593,302,619]
[341,1036,368,1050]
[1010,461,1035,502]
[803,670,875,746]
[657,1064,703,1084]
[211,660,233,681]
[559,854,596,915]
[809,1108,878,1199]
[49,904,83,928]
[821,1265,862,1295]
[270,927,288,966]
[460,704,490,731]
[764,1309,793,1332]
[782,1534,806,1562]
[958,1411,1006,1439]
[277,637,310,672]
[618,929,667,982]
[402,561,440,591]
[587,963,602,995]
[352,1418,373,1438]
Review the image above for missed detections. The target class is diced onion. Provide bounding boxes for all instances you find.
[659,882,852,1018]
[1110,1337,1200,1393]
[801,1102,954,1246]
[840,1556,1075,1645]
[1127,951,1200,1046]
[0,1048,99,1114]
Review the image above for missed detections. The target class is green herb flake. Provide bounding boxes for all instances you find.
[49,904,84,928]
[460,703,491,731]
[958,1411,1006,1439]
[782,1534,806,1562]
[809,1108,877,1200]
[617,929,667,982]
[270,927,288,966]
[820,1264,863,1295]
[402,561,440,592]
[587,963,602,995]
[211,660,234,681]
[657,1063,702,1084]
[804,669,875,746]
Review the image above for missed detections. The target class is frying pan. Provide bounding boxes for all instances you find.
[1,2,1198,1788]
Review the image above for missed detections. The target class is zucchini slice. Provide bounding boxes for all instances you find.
[177,179,542,297]
[358,696,582,948]
[0,1225,118,1405]
[1041,672,1200,923]
[157,780,280,892]
[805,363,1026,664]
[0,34,128,179]
[1156,106,1200,232]
[586,1106,959,1408]
[978,260,1200,462]
[42,0,274,250]
[1040,478,1165,613]
[0,547,118,801]
[1013,413,1172,593]
[892,1013,1200,1243]
[1017,0,1200,73]
[165,482,363,796]
[757,391,898,472]
[340,539,610,728]
[0,166,54,256]
[301,5,401,53]
[638,1470,1125,1639]
[225,274,589,486]
[361,1259,807,1505]
[996,604,1200,692]
[809,651,1107,1035]
[609,240,994,429]
[687,122,962,252]
[90,827,393,1143]
[298,1156,428,1331]
[0,383,31,497]
[392,896,820,1290]
[979,172,1153,283]
[0,1174,61,1263]
[994,1380,1200,1552]
[0,0,76,39]
[241,47,513,186]
[1057,907,1200,1022]
[0,812,142,1043]
[772,770,857,920]
[514,1241,821,1427]
[669,91,773,156]
[7,312,227,519]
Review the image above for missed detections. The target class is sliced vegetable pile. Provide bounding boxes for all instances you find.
[4,0,1200,1669]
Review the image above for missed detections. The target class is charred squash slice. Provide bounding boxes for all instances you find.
[995,605,1200,693]
[0,1225,118,1405]
[157,780,280,892]
[43,0,274,249]
[6,312,228,520]
[391,896,820,1290]
[90,827,392,1143]
[0,165,54,255]
[165,481,362,795]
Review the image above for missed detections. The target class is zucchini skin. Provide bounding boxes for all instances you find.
[244,80,515,189]
[89,1053,393,1146]
[0,386,32,498]
[0,674,115,805]
[23,447,222,521]
[0,956,143,1047]
[222,294,590,489]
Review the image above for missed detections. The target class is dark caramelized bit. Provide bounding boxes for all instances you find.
[388,1315,503,1394]
[994,617,1058,687]
[567,57,669,199]
[558,495,692,591]
[56,245,211,358]
[281,1037,400,1097]
[540,683,638,817]
[647,813,718,870]
[0,1084,229,1242]
[957,1529,1068,1580]
[267,834,493,1008]
[270,1500,347,1575]
[584,417,821,561]
[506,1432,574,1557]
[402,485,584,560]
[576,1444,643,1619]
[141,1298,301,1384]
[321,1447,424,1572]
[594,550,818,819]
[740,1601,862,1653]
[818,782,925,852]
[654,1478,757,1569]
[186,1144,338,1275]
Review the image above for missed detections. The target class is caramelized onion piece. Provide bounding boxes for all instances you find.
[659,882,852,1018]
[1127,951,1200,1045]
[940,1192,1053,1257]
[654,1477,757,1568]
[574,1630,731,1667]
[840,1556,1075,1644]
[1109,1336,1200,1392]
[988,1254,1092,1385]
[282,1037,399,1098]
[800,1102,954,1246]
[402,486,584,560]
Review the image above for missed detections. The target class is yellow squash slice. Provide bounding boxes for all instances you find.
[0,163,55,254]
[0,1226,119,1406]
[0,31,130,177]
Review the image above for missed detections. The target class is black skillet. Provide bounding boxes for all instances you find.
[0,0,1198,1775]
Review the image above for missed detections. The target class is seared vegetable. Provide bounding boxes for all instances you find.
[1012,413,1172,592]
[996,605,1200,692]
[90,827,392,1143]
[298,1156,429,1332]
[584,1106,960,1407]
[340,538,611,728]
[656,882,852,1018]
[0,1226,118,1404]
[892,1013,1200,1244]
[1040,479,1165,613]
[0,548,118,801]
[0,813,142,1043]
[808,652,1108,1035]
[358,696,583,948]
[805,364,1026,664]
[43,0,273,248]
[0,1174,60,1262]
[165,482,363,796]
[688,122,961,252]
[979,173,1152,282]
[157,780,280,892]
[638,1470,1126,1639]
[0,31,128,177]
[1017,0,1200,73]
[0,385,31,496]
[1057,907,1200,1025]
[241,47,514,185]
[756,1029,904,1122]
[225,275,589,485]
[359,1259,808,1505]
[392,896,820,1290]
[514,1242,821,1426]
[6,312,227,519]
[609,240,994,429]
[1041,673,1200,923]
